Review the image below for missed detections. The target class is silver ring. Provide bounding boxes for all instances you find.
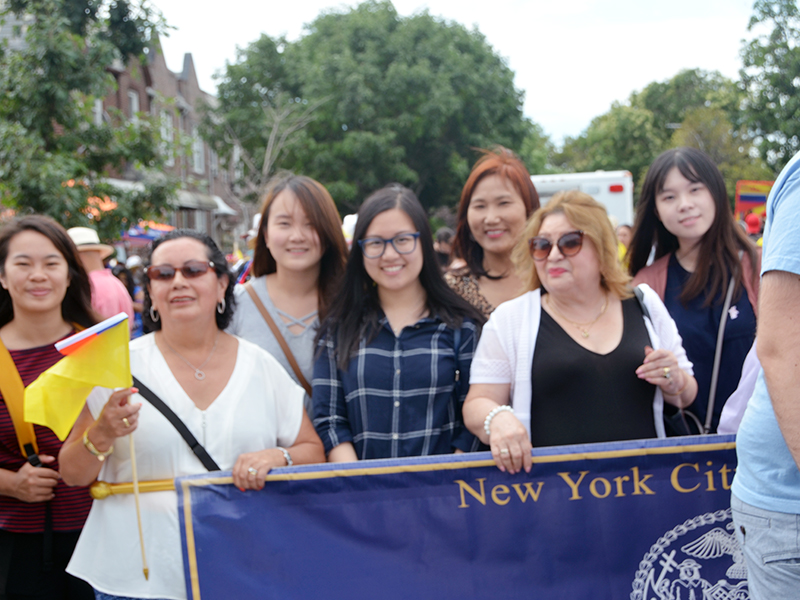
[499,448,510,455]
[122,417,130,428]
[247,467,258,476]
[663,367,671,380]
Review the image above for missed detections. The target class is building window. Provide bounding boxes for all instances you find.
[209,150,218,178]
[160,110,174,167]
[127,90,140,123]
[192,126,205,175]
[92,99,104,126]
[195,209,208,234]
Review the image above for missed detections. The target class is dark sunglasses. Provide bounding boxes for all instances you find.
[145,260,216,281]
[528,231,584,261]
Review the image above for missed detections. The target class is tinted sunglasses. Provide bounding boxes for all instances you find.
[145,260,215,281]
[528,231,584,261]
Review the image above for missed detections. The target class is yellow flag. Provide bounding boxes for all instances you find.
[24,315,132,440]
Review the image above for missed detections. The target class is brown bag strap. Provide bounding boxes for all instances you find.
[243,282,312,396]
[0,336,39,458]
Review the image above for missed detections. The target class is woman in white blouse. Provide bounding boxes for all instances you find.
[463,191,697,474]
[59,230,324,600]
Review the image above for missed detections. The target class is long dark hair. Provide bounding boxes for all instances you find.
[318,184,485,370]
[251,174,347,322]
[0,215,96,329]
[452,146,540,278]
[628,147,758,305]
[142,230,236,331]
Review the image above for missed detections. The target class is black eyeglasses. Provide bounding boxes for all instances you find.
[358,232,421,258]
[145,260,216,281]
[528,231,584,261]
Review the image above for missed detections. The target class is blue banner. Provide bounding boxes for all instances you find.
[177,435,747,600]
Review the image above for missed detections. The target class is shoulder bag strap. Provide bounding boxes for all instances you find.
[705,273,737,434]
[243,281,312,395]
[132,376,220,471]
[0,337,39,461]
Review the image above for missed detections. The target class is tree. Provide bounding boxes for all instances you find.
[740,0,800,171]
[554,103,661,186]
[206,1,535,210]
[0,0,174,242]
[672,107,773,203]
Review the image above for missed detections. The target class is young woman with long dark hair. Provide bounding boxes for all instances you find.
[313,184,486,461]
[0,215,96,599]
[628,147,759,433]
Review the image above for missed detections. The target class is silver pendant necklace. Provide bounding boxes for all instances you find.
[163,330,220,380]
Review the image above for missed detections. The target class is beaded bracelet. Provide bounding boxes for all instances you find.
[483,405,514,437]
[276,446,293,467]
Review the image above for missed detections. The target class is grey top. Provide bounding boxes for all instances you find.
[227,276,318,413]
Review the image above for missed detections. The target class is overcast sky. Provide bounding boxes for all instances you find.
[152,0,758,145]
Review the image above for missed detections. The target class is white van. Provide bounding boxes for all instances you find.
[530,171,635,227]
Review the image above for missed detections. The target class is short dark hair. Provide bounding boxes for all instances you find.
[318,184,485,370]
[628,147,758,305]
[142,230,236,330]
[0,215,96,329]
[453,146,540,278]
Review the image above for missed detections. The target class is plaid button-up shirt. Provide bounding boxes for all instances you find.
[312,316,480,460]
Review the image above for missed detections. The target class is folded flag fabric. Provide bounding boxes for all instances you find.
[24,312,132,440]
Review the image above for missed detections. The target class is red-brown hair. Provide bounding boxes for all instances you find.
[452,146,540,277]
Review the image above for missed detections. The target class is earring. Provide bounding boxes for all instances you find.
[149,306,159,322]
[217,298,226,314]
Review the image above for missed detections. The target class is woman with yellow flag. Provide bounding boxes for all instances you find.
[59,230,325,600]
[0,215,96,600]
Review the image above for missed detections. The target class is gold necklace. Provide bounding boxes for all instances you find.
[546,294,609,338]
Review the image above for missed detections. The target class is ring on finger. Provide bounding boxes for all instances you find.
[663,367,671,380]
[499,448,510,456]
[247,467,258,476]
[122,417,130,428]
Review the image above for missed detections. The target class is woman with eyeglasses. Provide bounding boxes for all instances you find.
[313,184,486,462]
[59,230,324,600]
[463,191,697,474]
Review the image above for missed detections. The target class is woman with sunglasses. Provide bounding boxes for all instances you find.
[313,184,486,462]
[0,216,96,600]
[228,174,347,411]
[446,147,540,317]
[628,148,759,434]
[463,191,697,474]
[59,230,324,600]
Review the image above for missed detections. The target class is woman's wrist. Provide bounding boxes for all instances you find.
[484,405,514,438]
[85,423,114,454]
[662,369,689,397]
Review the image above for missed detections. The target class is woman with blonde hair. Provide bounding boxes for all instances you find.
[463,191,697,474]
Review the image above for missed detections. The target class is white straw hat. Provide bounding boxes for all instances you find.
[67,227,115,260]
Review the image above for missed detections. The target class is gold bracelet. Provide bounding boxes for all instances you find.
[664,370,690,397]
[82,428,113,462]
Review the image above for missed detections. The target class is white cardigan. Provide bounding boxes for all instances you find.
[469,284,693,439]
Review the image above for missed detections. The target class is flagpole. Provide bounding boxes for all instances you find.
[129,433,149,580]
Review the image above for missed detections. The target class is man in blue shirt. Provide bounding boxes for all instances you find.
[731,150,800,598]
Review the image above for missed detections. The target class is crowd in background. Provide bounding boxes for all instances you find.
[0,144,790,600]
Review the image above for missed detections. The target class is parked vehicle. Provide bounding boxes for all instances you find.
[531,171,634,226]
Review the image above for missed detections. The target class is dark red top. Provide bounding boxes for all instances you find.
[0,341,92,533]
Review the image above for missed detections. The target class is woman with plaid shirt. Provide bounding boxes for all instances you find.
[312,185,486,461]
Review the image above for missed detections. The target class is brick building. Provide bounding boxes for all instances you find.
[99,40,243,251]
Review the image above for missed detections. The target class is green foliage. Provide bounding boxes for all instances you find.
[555,103,661,186]
[0,0,174,243]
[206,0,542,210]
[740,0,800,171]
[672,107,773,205]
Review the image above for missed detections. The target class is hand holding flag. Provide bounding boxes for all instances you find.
[24,312,132,440]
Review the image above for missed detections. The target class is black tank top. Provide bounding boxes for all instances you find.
[529,296,657,447]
